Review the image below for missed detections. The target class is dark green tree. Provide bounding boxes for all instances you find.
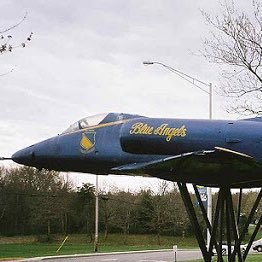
[0,166,72,237]
[75,183,95,242]
[134,190,154,234]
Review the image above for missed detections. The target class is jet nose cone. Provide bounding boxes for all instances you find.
[12,146,35,166]
[12,137,59,168]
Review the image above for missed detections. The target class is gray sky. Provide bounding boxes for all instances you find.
[0,0,252,190]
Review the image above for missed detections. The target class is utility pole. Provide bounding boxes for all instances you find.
[143,61,213,247]
[207,82,212,247]
[94,175,99,252]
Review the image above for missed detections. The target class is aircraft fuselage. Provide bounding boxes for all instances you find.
[11,113,262,187]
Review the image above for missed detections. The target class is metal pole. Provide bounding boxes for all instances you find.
[178,182,212,262]
[237,188,243,226]
[209,83,212,119]
[173,245,177,262]
[94,175,99,252]
[143,61,214,247]
[207,83,213,247]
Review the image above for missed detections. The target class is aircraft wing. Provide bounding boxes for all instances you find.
[112,147,260,187]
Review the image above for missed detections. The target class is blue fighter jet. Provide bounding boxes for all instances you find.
[2,112,262,261]
[9,112,262,188]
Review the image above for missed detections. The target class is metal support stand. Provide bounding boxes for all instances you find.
[177,183,262,262]
[178,183,212,262]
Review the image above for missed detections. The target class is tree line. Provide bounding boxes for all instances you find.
[0,166,260,242]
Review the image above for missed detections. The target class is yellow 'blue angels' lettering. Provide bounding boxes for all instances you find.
[129,122,187,142]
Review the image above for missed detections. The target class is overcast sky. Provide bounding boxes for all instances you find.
[0,0,253,191]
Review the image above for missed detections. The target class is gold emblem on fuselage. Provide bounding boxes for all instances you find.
[80,131,96,153]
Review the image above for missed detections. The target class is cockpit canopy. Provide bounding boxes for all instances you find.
[62,112,143,134]
[62,113,108,134]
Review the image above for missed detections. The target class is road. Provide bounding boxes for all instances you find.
[24,249,203,262]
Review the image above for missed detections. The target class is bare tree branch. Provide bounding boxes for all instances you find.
[0,11,33,79]
[0,207,6,221]
[202,0,262,115]
[0,67,15,76]
[0,12,28,34]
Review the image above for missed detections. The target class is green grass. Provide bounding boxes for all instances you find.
[245,255,262,262]
[0,233,198,259]
[248,224,262,240]
[0,233,261,260]
[0,243,181,259]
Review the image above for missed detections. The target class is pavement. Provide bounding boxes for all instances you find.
[16,248,202,262]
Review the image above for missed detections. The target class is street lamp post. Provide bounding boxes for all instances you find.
[94,174,99,252]
[143,61,213,246]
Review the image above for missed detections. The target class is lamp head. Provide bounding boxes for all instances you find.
[142,61,154,65]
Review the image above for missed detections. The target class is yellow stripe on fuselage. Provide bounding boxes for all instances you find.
[61,119,130,136]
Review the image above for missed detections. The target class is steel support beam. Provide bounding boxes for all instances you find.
[178,184,261,262]
[178,182,212,262]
